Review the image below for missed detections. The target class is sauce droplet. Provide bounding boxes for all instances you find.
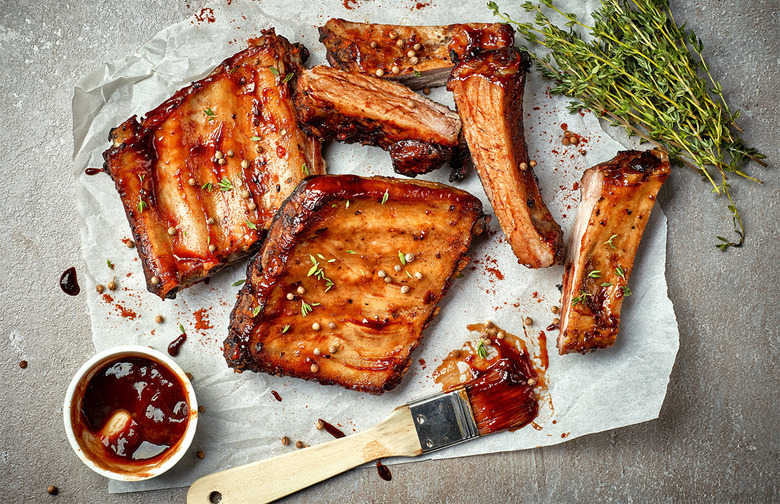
[376,460,392,481]
[85,168,102,175]
[168,333,187,356]
[60,267,80,296]
[317,419,345,439]
[271,390,282,402]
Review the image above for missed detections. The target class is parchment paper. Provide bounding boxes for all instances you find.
[71,0,679,493]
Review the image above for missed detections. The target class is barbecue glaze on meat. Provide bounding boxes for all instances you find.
[558,149,670,355]
[319,19,514,89]
[102,31,324,299]
[295,65,461,177]
[224,175,486,394]
[448,48,564,268]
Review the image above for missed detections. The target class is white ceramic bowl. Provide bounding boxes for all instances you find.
[64,345,198,481]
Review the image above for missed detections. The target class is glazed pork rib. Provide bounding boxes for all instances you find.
[224,175,486,394]
[295,65,461,177]
[448,48,564,268]
[319,19,514,89]
[103,30,324,299]
[558,149,670,355]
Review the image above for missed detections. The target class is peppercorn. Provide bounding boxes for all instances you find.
[551,305,560,314]
[47,485,58,495]
[524,317,533,326]
[19,360,27,369]
[281,436,290,445]
[316,420,324,430]
[295,440,304,448]
[196,451,204,459]
[95,284,104,294]
[155,314,164,323]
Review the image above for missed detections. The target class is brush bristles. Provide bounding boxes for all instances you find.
[464,360,537,436]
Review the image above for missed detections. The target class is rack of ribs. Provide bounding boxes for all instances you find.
[558,149,670,354]
[294,65,461,177]
[102,30,324,299]
[448,48,564,268]
[318,19,514,89]
[224,175,486,394]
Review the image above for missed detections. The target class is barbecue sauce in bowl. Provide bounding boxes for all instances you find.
[66,348,197,480]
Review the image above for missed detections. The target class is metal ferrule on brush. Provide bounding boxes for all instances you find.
[408,388,479,454]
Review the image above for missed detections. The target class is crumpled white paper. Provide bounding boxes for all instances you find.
[71,0,679,493]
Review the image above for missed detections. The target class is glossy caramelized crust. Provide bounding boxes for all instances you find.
[295,65,461,177]
[558,149,670,354]
[102,30,324,299]
[224,175,486,394]
[319,19,514,90]
[448,48,564,268]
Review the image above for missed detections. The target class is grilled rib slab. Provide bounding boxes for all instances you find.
[448,48,564,268]
[102,30,324,299]
[558,149,670,355]
[295,65,461,177]
[224,175,486,394]
[319,19,514,89]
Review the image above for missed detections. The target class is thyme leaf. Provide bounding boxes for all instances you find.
[476,339,488,358]
[232,279,246,286]
[217,177,233,191]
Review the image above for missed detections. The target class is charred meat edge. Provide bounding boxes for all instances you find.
[448,47,564,268]
[224,175,486,394]
[319,19,514,89]
[558,149,670,354]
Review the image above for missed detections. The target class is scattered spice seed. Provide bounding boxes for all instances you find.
[404,253,415,263]
[241,189,251,199]
[47,486,58,495]
[227,149,234,157]
[485,320,494,328]
[519,162,528,169]
[328,322,336,329]
[313,348,321,356]
[312,322,321,331]
[297,286,305,295]
[377,270,387,278]
[255,144,264,153]
[286,293,294,300]
[389,31,397,40]
[422,87,431,95]
[562,137,570,145]
[410,56,419,65]
[328,344,338,354]
[551,305,560,314]
[370,41,377,48]
[168,226,177,236]
[186,372,194,380]
[107,278,117,291]
[375,68,384,77]
[150,276,160,285]
[198,405,206,413]
[218,158,226,166]
[196,451,205,459]
[281,436,290,445]
[413,43,421,51]
[126,240,135,248]
[487,327,498,336]
[316,420,324,430]
[155,314,164,323]
[524,317,533,325]
[248,202,257,211]
[188,178,196,186]
[452,350,460,358]
[570,136,579,145]
[400,285,410,294]
[310,364,319,373]
[407,50,416,58]
[529,160,537,167]
[496,331,505,339]
[208,244,216,253]
[527,378,537,386]
[215,150,224,159]
[391,65,400,75]
[564,130,572,138]
[240,159,249,169]
[384,276,392,284]
[394,265,402,272]
[19,360,27,369]
[295,440,304,448]
[207,217,215,225]
[553,317,561,325]
[414,272,423,280]
[396,39,404,47]
[96,284,104,293]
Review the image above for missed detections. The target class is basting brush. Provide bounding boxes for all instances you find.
[187,335,537,504]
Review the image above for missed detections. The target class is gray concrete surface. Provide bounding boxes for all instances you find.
[1,0,777,502]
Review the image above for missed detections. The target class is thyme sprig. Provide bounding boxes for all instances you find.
[488,0,766,250]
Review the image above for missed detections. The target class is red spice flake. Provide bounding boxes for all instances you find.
[572,181,580,191]
[531,291,538,298]
[418,358,426,369]
[561,432,570,438]
[194,7,215,24]
[194,308,213,331]
[342,0,360,9]
[276,145,286,158]
[412,1,431,9]
[561,123,568,130]
[101,293,138,320]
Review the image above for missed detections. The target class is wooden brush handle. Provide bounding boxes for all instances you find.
[187,406,421,504]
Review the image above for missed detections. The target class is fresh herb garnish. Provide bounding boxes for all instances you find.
[137,197,148,213]
[587,270,601,278]
[232,279,246,287]
[398,251,406,265]
[302,163,309,176]
[615,265,626,280]
[413,69,422,78]
[346,250,356,254]
[281,324,290,333]
[107,259,114,269]
[282,72,294,83]
[572,290,591,305]
[488,0,766,249]
[252,306,262,317]
[250,136,262,141]
[301,300,313,317]
[476,339,488,358]
[268,66,280,76]
[601,282,613,287]
[203,108,216,121]
[345,200,350,209]
[246,219,257,230]
[217,177,233,191]
[604,234,618,250]
[202,182,214,191]
[622,286,632,297]
[179,323,186,334]
[381,189,389,205]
